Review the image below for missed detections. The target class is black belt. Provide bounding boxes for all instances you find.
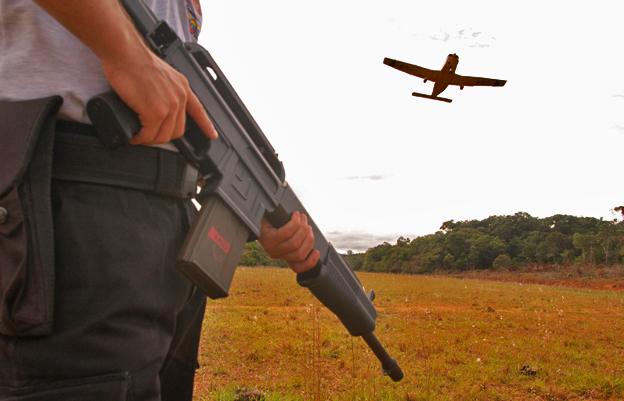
[53,121,198,199]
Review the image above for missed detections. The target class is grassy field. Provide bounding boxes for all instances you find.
[194,267,624,401]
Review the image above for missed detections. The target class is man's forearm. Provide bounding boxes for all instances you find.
[34,0,217,144]
[34,0,151,67]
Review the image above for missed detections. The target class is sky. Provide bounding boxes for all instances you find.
[199,1,624,252]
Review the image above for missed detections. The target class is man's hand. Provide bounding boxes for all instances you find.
[258,212,320,273]
[35,0,218,144]
[102,52,218,145]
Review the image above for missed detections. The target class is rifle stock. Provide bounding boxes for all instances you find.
[86,0,403,382]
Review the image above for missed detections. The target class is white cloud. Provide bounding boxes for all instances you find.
[343,174,388,181]
[427,27,496,48]
[326,231,401,253]
[429,32,450,42]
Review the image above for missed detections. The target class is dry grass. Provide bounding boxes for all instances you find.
[194,267,624,401]
[449,265,624,292]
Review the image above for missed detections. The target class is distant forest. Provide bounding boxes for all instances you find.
[240,209,624,273]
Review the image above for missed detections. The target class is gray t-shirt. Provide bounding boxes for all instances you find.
[0,0,202,123]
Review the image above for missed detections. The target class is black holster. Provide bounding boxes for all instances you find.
[0,96,63,336]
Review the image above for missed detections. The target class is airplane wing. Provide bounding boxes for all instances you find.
[383,57,439,81]
[449,74,506,87]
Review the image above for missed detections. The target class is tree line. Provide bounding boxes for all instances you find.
[239,211,624,274]
[346,212,624,273]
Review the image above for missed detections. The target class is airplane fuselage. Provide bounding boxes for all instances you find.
[383,52,506,102]
[432,54,459,96]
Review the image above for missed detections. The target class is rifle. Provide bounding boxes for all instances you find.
[86,0,403,382]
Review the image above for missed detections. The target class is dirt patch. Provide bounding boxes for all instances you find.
[449,265,624,291]
[235,387,265,401]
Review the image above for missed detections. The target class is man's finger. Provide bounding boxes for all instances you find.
[263,212,303,246]
[289,250,321,273]
[186,90,217,139]
[259,217,280,250]
[270,221,310,258]
[152,108,178,144]
[280,227,315,262]
[131,112,163,145]
[172,91,187,140]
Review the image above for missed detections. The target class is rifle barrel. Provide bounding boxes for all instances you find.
[362,332,404,382]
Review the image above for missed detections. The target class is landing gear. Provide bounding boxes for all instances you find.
[411,92,452,103]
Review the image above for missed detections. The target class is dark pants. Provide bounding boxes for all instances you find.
[0,179,206,400]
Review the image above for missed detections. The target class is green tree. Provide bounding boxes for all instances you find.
[572,233,597,265]
[492,254,513,269]
[239,241,286,267]
[351,211,624,274]
[596,224,624,265]
[541,231,571,263]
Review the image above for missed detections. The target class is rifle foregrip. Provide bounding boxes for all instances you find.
[297,247,376,336]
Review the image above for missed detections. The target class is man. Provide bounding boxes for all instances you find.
[0,1,319,400]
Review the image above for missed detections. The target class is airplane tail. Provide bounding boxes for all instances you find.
[411,92,452,103]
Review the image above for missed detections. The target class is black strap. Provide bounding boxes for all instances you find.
[52,131,198,199]
[56,119,98,137]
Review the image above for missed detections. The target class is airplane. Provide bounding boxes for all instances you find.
[383,53,506,103]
